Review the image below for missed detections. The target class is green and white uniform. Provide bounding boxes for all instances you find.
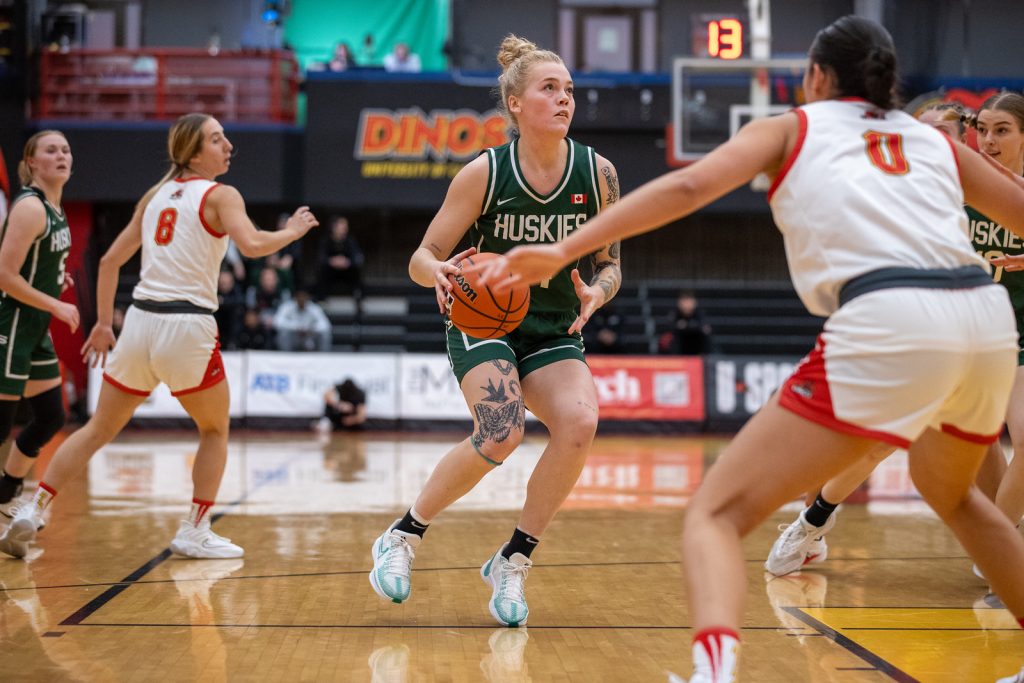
[447,137,602,382]
[968,205,1024,364]
[0,187,70,393]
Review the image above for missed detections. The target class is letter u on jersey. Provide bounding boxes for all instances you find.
[862,131,910,175]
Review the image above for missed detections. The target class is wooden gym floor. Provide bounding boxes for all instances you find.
[0,430,1021,682]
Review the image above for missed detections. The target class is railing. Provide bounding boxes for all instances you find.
[36,49,299,123]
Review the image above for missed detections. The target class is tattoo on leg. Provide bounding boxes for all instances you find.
[490,360,515,376]
[472,377,525,446]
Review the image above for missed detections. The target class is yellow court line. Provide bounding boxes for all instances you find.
[802,607,1023,683]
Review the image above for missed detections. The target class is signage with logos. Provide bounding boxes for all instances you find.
[705,355,800,420]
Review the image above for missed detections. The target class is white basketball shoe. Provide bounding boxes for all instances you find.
[169,519,244,559]
[765,508,835,576]
[481,544,531,627]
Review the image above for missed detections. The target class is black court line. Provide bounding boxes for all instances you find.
[6,555,982,594]
[58,503,246,627]
[783,607,919,683]
[64,622,787,630]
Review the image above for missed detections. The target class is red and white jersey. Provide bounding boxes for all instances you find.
[768,99,986,317]
[133,177,227,311]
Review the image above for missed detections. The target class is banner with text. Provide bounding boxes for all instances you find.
[704,355,800,421]
[587,356,704,421]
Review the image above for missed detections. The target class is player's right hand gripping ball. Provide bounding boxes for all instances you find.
[447,252,530,339]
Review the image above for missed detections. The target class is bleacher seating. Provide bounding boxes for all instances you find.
[115,276,823,356]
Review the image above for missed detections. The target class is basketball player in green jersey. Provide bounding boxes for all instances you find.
[369,35,621,626]
[0,131,79,522]
[973,93,1024,542]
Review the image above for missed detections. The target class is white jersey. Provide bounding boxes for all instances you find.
[768,99,987,317]
[133,177,228,311]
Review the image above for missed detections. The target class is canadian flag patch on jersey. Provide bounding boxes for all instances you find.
[571,194,586,204]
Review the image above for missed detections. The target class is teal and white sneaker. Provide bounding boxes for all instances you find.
[369,520,420,604]
[481,544,531,627]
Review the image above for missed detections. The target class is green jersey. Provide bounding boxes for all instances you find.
[967,204,1024,311]
[469,137,601,314]
[0,187,71,302]
[0,187,69,392]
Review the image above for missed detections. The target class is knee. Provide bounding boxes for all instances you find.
[471,425,525,464]
[552,407,598,450]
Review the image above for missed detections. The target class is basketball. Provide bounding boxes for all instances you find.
[447,252,530,339]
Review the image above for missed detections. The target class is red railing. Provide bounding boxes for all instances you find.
[36,49,299,123]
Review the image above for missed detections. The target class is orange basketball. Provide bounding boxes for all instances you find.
[447,252,530,339]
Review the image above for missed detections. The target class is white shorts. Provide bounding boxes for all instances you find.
[780,285,1018,447]
[103,306,225,396]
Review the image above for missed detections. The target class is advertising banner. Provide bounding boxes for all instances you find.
[705,355,800,420]
[587,355,704,421]
[242,351,399,418]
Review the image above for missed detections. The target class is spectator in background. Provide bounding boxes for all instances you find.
[360,33,377,65]
[237,308,271,350]
[273,290,332,352]
[266,212,301,292]
[664,291,712,355]
[317,215,364,301]
[222,239,246,283]
[316,377,368,433]
[328,42,357,72]
[247,265,289,333]
[383,42,422,73]
[585,303,626,354]
[215,269,245,350]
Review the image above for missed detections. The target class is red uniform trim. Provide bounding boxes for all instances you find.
[778,335,912,449]
[199,183,225,238]
[767,108,808,201]
[940,422,1001,445]
[171,340,225,396]
[173,176,207,183]
[103,373,151,397]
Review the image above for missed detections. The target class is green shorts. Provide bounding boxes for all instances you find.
[0,302,60,395]
[446,310,586,383]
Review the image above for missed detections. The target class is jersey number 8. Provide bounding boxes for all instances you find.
[155,208,178,245]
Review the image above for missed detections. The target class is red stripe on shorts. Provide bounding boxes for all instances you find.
[171,339,226,396]
[778,334,911,449]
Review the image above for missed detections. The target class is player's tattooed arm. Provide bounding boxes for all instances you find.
[601,164,620,205]
[588,245,621,305]
[586,155,622,305]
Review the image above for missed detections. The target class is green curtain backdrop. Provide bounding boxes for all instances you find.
[285,0,450,71]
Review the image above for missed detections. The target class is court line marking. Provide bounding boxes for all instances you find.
[10,556,979,593]
[58,501,249,627]
[782,607,919,683]
[57,623,787,630]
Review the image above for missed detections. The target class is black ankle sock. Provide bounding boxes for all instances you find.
[804,492,839,528]
[502,528,540,560]
[0,471,23,504]
[394,509,429,537]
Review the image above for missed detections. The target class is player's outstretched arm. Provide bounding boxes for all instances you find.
[209,185,319,257]
[958,142,1024,238]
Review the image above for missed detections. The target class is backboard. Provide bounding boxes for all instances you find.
[669,57,807,167]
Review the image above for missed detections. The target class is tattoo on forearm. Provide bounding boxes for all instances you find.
[601,166,619,205]
[609,241,620,259]
[589,258,622,304]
